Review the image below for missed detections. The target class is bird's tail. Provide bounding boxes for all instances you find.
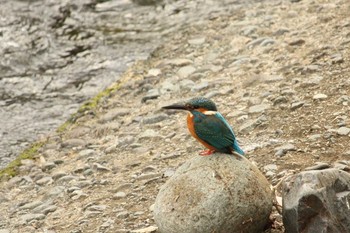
[232,140,244,156]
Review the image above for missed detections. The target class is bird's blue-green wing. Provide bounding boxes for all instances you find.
[193,112,244,155]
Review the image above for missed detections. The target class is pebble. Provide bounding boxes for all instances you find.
[78,149,96,158]
[288,38,305,46]
[99,108,130,123]
[188,37,206,45]
[248,104,270,113]
[160,80,180,93]
[36,177,53,185]
[113,192,127,199]
[264,164,278,172]
[300,75,323,87]
[19,200,43,210]
[191,81,209,92]
[139,129,163,139]
[142,88,160,103]
[117,211,129,219]
[313,93,328,100]
[304,162,330,171]
[163,58,193,67]
[336,127,350,136]
[56,175,77,184]
[86,205,107,212]
[146,68,161,77]
[42,162,56,171]
[44,186,65,199]
[93,163,111,172]
[33,204,57,215]
[52,171,68,180]
[131,226,158,233]
[20,213,46,223]
[136,173,160,181]
[290,101,305,110]
[274,143,296,156]
[308,134,322,141]
[114,183,133,192]
[177,66,196,78]
[61,139,86,148]
[142,113,167,124]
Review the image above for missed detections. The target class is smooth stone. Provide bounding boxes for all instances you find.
[86,205,107,212]
[264,164,278,172]
[61,139,86,148]
[147,68,161,77]
[300,75,323,87]
[248,104,270,113]
[113,192,127,199]
[117,211,129,219]
[313,93,328,100]
[308,134,322,141]
[163,58,193,67]
[154,153,273,233]
[177,66,196,78]
[78,149,96,158]
[288,38,305,46]
[19,200,43,210]
[142,114,167,124]
[290,101,305,110]
[139,129,163,140]
[304,162,330,171]
[131,226,158,233]
[42,162,56,171]
[337,127,350,136]
[188,37,206,45]
[33,203,57,215]
[274,143,296,156]
[36,177,53,185]
[160,80,180,93]
[142,89,160,103]
[93,163,111,172]
[44,186,65,199]
[191,82,209,92]
[20,213,46,223]
[283,169,350,232]
[98,108,130,123]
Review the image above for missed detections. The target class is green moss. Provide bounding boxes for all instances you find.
[56,82,122,133]
[0,141,44,179]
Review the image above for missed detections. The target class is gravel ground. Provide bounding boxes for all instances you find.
[0,0,350,232]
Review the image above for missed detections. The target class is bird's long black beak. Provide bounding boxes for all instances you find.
[162,103,187,110]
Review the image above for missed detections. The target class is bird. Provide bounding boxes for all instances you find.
[162,97,244,156]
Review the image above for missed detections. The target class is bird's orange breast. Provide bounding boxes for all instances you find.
[187,113,216,150]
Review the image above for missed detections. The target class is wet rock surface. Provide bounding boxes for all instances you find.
[154,153,273,233]
[0,0,350,232]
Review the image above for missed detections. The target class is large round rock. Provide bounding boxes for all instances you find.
[153,153,273,233]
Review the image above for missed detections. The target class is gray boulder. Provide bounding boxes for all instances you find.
[282,168,350,233]
[153,153,273,233]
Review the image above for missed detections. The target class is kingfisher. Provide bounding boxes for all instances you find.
[162,97,244,156]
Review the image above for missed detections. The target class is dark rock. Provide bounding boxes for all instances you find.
[283,169,350,233]
[154,153,273,233]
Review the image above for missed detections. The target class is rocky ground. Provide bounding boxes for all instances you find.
[1,0,350,232]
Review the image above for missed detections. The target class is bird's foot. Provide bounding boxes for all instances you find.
[199,149,215,156]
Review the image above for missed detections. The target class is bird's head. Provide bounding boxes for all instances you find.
[162,97,217,112]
